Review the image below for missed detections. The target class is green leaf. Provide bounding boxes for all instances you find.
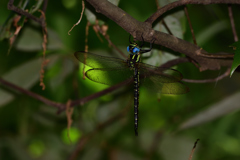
[0,55,59,107]
[230,41,240,77]
[85,8,105,25]
[17,15,27,27]
[30,0,44,13]
[62,0,77,9]
[16,27,63,51]
[85,8,96,24]
[61,127,82,144]
[108,0,120,6]
[0,12,15,40]
[178,92,240,130]
[28,139,45,158]
[196,20,229,46]
[148,14,183,66]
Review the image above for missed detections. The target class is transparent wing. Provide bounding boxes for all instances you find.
[75,51,189,94]
[138,63,189,94]
[140,77,189,94]
[161,82,189,94]
[85,68,134,85]
[85,67,189,94]
[139,62,183,83]
[74,51,128,68]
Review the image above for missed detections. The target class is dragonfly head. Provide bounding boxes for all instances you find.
[127,43,140,55]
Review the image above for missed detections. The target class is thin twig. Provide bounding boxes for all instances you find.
[39,10,48,90]
[8,15,22,54]
[162,20,173,35]
[85,22,90,53]
[184,6,197,45]
[146,0,240,24]
[66,99,73,144]
[92,20,104,42]
[160,57,190,68]
[68,0,85,35]
[42,0,48,13]
[0,76,131,114]
[183,67,230,83]
[228,5,238,42]
[82,21,91,80]
[188,139,200,160]
[58,79,132,113]
[154,0,173,35]
[0,77,64,109]
[196,49,234,59]
[94,24,127,58]
[8,0,45,26]
[8,0,49,89]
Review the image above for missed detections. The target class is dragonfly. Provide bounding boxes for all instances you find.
[74,36,189,136]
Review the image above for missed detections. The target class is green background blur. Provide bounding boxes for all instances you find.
[1,0,240,159]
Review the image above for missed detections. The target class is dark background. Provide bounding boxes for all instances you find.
[1,0,240,159]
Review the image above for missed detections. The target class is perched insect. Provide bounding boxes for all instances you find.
[74,35,189,136]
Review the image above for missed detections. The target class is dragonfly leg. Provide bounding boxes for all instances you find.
[129,34,133,44]
[140,34,145,48]
[140,38,155,54]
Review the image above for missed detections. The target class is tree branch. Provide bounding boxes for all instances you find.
[0,77,64,109]
[42,0,48,13]
[160,57,190,68]
[228,5,238,42]
[3,0,238,113]
[183,67,230,83]
[8,0,46,26]
[145,0,240,24]
[57,79,132,113]
[0,76,133,114]
[86,0,234,72]
[184,6,197,45]
[153,31,232,71]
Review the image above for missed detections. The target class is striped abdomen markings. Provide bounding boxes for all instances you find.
[134,67,140,136]
[128,54,141,136]
[128,53,141,136]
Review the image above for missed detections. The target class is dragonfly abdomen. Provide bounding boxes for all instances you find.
[134,68,140,136]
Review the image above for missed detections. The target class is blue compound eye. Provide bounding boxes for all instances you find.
[133,47,140,53]
[127,46,130,52]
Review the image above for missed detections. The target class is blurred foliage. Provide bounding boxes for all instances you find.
[0,0,240,160]
[230,41,240,77]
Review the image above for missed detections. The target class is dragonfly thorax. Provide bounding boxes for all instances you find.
[127,54,141,69]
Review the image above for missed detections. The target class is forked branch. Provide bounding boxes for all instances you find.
[86,0,235,72]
